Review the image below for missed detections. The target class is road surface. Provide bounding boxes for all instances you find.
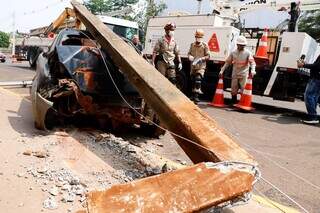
[0,61,319,212]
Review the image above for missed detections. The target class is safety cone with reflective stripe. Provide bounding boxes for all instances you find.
[208,77,225,108]
[234,74,254,111]
[255,28,268,59]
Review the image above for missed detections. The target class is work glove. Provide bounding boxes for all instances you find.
[218,70,224,78]
[250,70,256,78]
[192,58,203,66]
[178,62,183,71]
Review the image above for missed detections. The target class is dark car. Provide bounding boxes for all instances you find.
[0,52,6,63]
[31,28,164,137]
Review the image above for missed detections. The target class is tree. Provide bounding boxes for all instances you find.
[0,31,10,48]
[84,0,139,15]
[84,0,112,15]
[135,0,167,31]
[298,10,320,41]
[84,0,166,25]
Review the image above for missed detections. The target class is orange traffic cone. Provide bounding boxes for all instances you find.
[234,75,254,111]
[208,77,225,108]
[255,28,268,59]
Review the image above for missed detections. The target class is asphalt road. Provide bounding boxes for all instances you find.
[1,61,319,212]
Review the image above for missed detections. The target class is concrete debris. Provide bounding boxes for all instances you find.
[62,192,76,203]
[17,173,24,178]
[49,186,59,196]
[43,197,58,210]
[61,184,71,191]
[37,167,48,174]
[90,132,183,177]
[26,165,91,209]
[23,150,32,156]
[70,177,80,185]
[155,143,164,147]
[33,150,49,158]
[22,149,49,158]
[20,133,27,137]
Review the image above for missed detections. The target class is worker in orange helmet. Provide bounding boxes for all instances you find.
[219,35,256,105]
[187,29,210,103]
[152,22,182,85]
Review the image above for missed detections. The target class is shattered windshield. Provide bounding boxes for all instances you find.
[56,45,108,94]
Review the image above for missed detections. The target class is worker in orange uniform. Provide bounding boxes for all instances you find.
[152,22,182,85]
[187,29,210,103]
[219,36,256,104]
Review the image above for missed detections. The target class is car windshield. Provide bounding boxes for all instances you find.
[60,34,96,47]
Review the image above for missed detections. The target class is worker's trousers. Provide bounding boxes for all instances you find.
[231,75,247,96]
[304,79,320,120]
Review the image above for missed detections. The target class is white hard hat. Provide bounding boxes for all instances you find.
[236,36,247,46]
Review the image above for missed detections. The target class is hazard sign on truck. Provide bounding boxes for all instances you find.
[144,14,239,96]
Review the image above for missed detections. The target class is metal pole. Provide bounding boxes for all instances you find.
[11,12,16,57]
[197,0,202,14]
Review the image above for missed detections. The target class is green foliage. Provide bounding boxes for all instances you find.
[138,0,167,32]
[84,0,167,43]
[84,0,111,15]
[112,0,139,11]
[0,31,10,48]
[84,0,139,15]
[84,0,166,25]
[299,11,320,41]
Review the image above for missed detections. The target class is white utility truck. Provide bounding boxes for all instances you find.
[145,0,320,102]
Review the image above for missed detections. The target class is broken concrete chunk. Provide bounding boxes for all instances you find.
[69,177,80,185]
[73,185,84,196]
[37,167,48,174]
[33,151,49,158]
[49,186,59,196]
[62,193,76,203]
[61,184,71,191]
[23,150,32,156]
[43,197,58,210]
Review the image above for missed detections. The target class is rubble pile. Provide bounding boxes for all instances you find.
[25,165,87,210]
[87,132,183,177]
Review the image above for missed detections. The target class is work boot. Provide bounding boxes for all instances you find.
[193,93,200,104]
[231,95,237,105]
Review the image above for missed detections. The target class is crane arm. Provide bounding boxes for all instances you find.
[44,8,77,35]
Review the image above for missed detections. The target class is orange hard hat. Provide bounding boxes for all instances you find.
[195,29,204,38]
[164,22,176,31]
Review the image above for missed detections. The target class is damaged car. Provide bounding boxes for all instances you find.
[31,28,164,137]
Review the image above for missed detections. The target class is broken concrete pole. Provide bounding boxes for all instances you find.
[85,163,255,212]
[71,1,255,165]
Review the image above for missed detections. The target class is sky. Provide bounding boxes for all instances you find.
[0,0,211,33]
[0,0,288,33]
[0,0,72,33]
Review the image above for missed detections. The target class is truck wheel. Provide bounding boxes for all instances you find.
[176,70,188,93]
